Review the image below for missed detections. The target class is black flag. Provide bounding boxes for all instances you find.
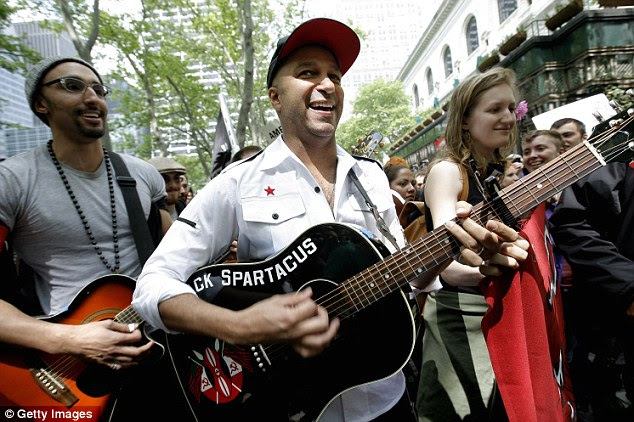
[211,110,232,178]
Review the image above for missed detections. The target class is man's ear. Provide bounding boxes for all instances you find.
[268,86,282,113]
[34,95,49,116]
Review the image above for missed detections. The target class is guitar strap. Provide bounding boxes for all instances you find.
[108,152,155,266]
[349,170,401,252]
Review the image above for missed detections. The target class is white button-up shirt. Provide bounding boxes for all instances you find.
[133,136,436,421]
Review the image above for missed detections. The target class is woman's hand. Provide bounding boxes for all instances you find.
[447,201,529,274]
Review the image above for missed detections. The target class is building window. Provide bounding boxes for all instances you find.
[413,84,420,108]
[498,0,517,22]
[466,16,479,55]
[426,68,434,95]
[443,47,453,78]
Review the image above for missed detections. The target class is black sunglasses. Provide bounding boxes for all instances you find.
[42,77,111,98]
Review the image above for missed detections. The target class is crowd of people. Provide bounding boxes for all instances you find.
[0,16,631,422]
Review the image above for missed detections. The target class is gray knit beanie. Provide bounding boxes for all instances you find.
[25,56,103,125]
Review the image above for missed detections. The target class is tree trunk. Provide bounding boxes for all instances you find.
[57,0,113,150]
[148,95,164,156]
[236,0,254,148]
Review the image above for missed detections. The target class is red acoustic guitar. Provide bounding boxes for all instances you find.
[0,274,158,419]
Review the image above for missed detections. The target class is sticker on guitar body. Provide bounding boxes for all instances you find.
[187,339,253,404]
[191,238,317,291]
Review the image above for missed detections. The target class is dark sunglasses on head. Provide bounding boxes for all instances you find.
[42,77,111,98]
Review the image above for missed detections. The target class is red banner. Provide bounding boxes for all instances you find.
[480,203,575,422]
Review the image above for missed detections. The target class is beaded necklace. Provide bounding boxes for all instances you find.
[47,140,120,273]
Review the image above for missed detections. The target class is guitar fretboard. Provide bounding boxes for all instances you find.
[113,306,145,325]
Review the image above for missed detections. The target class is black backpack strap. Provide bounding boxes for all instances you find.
[108,152,155,266]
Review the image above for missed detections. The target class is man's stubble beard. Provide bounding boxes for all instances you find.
[76,118,107,139]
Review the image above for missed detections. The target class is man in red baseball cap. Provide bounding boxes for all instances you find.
[266,18,360,88]
[133,18,528,421]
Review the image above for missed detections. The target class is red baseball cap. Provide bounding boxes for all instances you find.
[266,18,360,88]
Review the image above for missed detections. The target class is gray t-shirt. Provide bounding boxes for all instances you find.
[0,144,166,315]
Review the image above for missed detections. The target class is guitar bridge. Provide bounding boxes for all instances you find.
[250,345,272,373]
[30,367,78,407]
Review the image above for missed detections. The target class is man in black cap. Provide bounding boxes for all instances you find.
[133,18,527,421]
[0,56,173,417]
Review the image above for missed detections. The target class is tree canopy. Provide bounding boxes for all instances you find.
[6,0,401,186]
[97,0,308,182]
[336,79,416,156]
[0,0,40,73]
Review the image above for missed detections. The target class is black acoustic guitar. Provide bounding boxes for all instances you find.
[168,108,634,421]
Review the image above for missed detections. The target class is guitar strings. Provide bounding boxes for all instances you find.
[260,120,633,361]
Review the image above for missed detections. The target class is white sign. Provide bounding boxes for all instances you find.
[531,94,616,135]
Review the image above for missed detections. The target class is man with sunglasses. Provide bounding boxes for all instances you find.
[0,56,176,418]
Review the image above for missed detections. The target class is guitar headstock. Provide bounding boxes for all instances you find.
[588,100,634,165]
[351,130,384,158]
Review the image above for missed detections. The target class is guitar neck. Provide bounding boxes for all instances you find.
[113,306,145,326]
[495,141,604,218]
[330,141,605,315]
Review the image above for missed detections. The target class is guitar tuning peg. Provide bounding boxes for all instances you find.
[609,100,623,112]
[592,111,604,122]
[628,108,634,117]
[609,119,623,128]
[626,88,634,97]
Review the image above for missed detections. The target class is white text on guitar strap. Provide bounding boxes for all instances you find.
[193,238,317,291]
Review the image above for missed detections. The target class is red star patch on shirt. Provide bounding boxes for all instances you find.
[264,186,275,196]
